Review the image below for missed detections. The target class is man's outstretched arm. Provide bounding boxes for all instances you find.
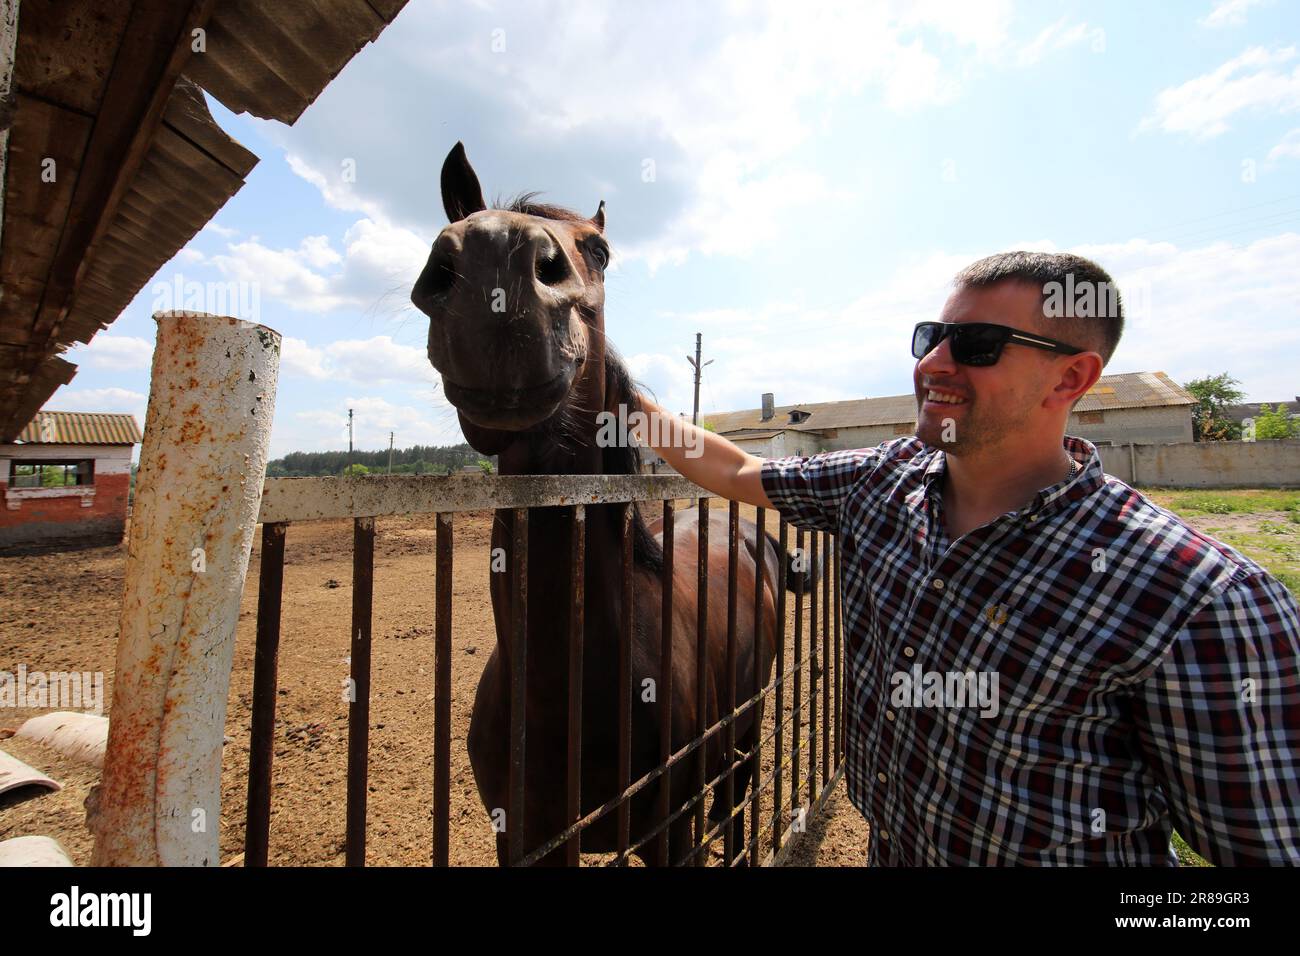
[630,392,774,509]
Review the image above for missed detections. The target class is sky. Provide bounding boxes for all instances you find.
[49,0,1300,460]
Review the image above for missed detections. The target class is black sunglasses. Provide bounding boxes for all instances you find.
[912,321,1084,367]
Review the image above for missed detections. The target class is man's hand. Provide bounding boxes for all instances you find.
[630,393,774,508]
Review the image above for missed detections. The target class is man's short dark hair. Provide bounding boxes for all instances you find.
[952,251,1123,366]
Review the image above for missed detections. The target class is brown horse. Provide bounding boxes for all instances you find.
[411,143,811,866]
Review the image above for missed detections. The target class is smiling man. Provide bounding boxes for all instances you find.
[632,251,1300,866]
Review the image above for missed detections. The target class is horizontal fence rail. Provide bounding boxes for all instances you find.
[245,474,844,866]
[259,474,710,522]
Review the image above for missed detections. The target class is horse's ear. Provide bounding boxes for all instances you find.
[441,142,487,223]
[591,200,606,233]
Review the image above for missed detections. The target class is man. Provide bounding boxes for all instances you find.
[631,251,1300,865]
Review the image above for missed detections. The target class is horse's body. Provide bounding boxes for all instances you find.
[411,143,806,865]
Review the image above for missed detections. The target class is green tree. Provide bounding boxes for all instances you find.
[343,462,370,477]
[1183,373,1244,441]
[701,419,717,433]
[1253,404,1299,440]
[477,459,494,475]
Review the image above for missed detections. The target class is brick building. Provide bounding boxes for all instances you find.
[0,411,142,553]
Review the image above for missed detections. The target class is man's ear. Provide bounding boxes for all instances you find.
[1050,352,1104,410]
[441,141,487,223]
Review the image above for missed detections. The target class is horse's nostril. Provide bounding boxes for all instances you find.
[427,259,456,297]
[416,248,457,303]
[534,246,568,287]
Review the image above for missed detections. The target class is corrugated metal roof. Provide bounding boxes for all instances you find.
[185,0,407,124]
[711,371,1197,435]
[0,0,409,441]
[17,411,143,445]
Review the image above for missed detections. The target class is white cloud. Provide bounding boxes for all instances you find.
[285,153,389,222]
[206,219,428,315]
[202,221,238,238]
[1139,46,1300,139]
[68,334,154,372]
[1016,19,1096,68]
[1266,126,1300,161]
[276,334,436,387]
[46,386,148,420]
[272,0,1022,268]
[634,232,1300,413]
[280,336,331,380]
[1199,0,1268,28]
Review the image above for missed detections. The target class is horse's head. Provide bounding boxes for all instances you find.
[412,142,609,434]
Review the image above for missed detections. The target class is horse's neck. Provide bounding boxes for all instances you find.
[491,357,637,661]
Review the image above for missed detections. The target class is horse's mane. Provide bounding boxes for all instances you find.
[602,345,665,576]
[496,192,590,224]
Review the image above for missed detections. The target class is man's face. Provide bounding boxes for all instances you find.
[912,281,1061,456]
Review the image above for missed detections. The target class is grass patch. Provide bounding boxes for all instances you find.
[1150,488,1300,515]
[1172,831,1211,867]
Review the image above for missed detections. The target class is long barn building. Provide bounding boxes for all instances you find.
[651,370,1197,465]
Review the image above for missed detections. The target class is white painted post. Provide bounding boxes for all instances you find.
[89,312,280,866]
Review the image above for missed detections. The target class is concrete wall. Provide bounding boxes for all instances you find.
[726,430,1296,490]
[0,444,133,552]
[1099,439,1300,488]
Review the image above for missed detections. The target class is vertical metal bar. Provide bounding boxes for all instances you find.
[245,521,286,867]
[432,513,453,867]
[694,496,709,866]
[834,534,843,765]
[772,519,787,858]
[566,504,586,866]
[808,530,818,803]
[748,507,765,864]
[792,528,804,820]
[822,530,831,788]
[617,501,634,864]
[509,508,528,865]
[657,499,674,866]
[724,499,739,865]
[346,516,375,867]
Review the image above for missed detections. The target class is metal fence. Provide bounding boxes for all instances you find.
[242,474,844,866]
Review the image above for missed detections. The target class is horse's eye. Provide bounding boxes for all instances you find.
[589,242,609,270]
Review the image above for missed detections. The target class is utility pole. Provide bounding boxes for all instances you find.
[388,431,394,474]
[347,408,353,477]
[686,332,713,426]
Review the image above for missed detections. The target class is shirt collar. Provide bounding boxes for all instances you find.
[921,434,1105,522]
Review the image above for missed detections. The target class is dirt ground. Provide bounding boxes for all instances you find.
[1,501,869,867]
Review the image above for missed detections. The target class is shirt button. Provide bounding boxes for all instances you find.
[932,577,945,590]
[879,829,890,841]
[902,646,915,658]
[877,772,888,784]
[885,709,896,721]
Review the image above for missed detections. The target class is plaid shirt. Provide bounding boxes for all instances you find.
[761,435,1300,865]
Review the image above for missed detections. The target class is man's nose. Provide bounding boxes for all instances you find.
[917,335,957,375]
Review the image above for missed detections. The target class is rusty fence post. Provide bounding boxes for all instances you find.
[90,312,280,866]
